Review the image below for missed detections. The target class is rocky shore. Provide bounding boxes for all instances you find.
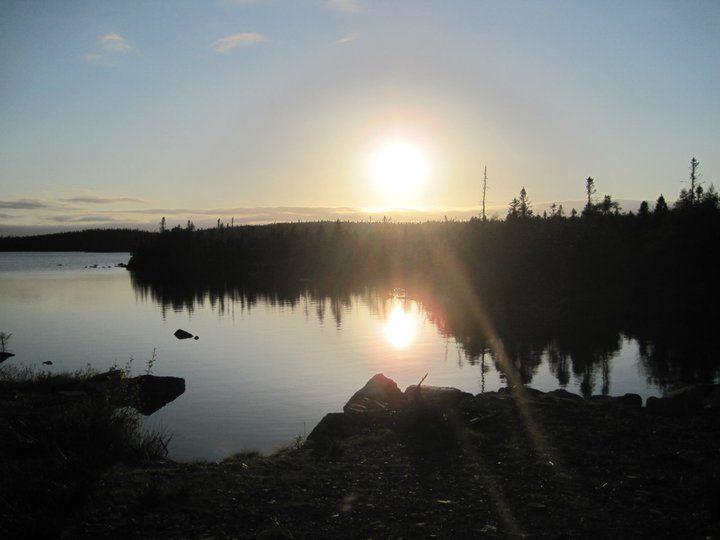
[66,375,720,539]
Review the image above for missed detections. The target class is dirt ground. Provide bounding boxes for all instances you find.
[67,387,720,539]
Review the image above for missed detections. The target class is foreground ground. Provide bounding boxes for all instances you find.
[61,379,720,539]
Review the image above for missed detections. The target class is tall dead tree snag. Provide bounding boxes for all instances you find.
[482,165,488,221]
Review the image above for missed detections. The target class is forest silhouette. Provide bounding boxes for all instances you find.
[3,162,718,395]
[124,164,720,396]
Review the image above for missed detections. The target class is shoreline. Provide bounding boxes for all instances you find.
[5,372,715,538]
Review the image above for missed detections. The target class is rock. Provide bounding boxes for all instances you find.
[174,329,194,340]
[499,385,546,398]
[42,361,53,365]
[544,389,583,402]
[307,412,388,442]
[0,352,15,362]
[405,385,473,407]
[646,385,716,415]
[194,336,199,340]
[343,373,406,414]
[619,393,642,407]
[89,369,124,383]
[646,396,674,414]
[589,393,642,407]
[129,374,186,415]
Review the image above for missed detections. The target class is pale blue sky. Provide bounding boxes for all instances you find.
[1,0,719,232]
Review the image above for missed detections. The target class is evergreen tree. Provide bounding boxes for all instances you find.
[584,177,597,214]
[518,187,533,219]
[655,194,668,214]
[599,195,620,215]
[507,198,520,220]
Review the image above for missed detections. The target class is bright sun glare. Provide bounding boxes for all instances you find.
[385,301,420,349]
[370,140,429,200]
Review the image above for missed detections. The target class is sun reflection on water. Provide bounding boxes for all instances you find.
[384,299,421,349]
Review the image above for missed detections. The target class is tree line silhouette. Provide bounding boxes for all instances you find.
[0,229,153,252]
[127,159,718,317]
[122,158,720,396]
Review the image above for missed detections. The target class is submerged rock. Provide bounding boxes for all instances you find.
[173,329,194,340]
[343,373,406,414]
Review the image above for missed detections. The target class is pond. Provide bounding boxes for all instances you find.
[0,252,714,461]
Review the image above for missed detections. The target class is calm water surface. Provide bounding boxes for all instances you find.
[1,252,667,461]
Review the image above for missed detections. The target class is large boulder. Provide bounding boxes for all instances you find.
[404,385,473,407]
[129,375,186,415]
[0,352,15,363]
[343,373,406,414]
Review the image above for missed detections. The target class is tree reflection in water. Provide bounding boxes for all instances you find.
[131,273,720,396]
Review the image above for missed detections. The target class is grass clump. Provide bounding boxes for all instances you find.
[223,449,261,463]
[0,365,171,538]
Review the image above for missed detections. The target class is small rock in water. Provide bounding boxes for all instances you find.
[194,335,199,340]
[42,361,53,365]
[174,328,194,340]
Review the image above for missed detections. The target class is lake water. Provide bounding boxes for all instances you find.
[0,252,691,461]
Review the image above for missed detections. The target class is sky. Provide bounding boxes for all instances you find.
[1,0,719,233]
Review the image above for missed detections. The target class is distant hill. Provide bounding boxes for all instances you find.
[0,229,156,252]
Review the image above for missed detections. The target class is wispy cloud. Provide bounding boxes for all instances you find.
[212,33,266,53]
[60,195,144,204]
[82,33,132,65]
[99,33,132,53]
[327,0,359,13]
[336,32,358,45]
[82,53,103,63]
[0,199,52,210]
[49,215,121,223]
[1,201,647,236]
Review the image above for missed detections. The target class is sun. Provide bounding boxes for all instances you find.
[370,140,429,200]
